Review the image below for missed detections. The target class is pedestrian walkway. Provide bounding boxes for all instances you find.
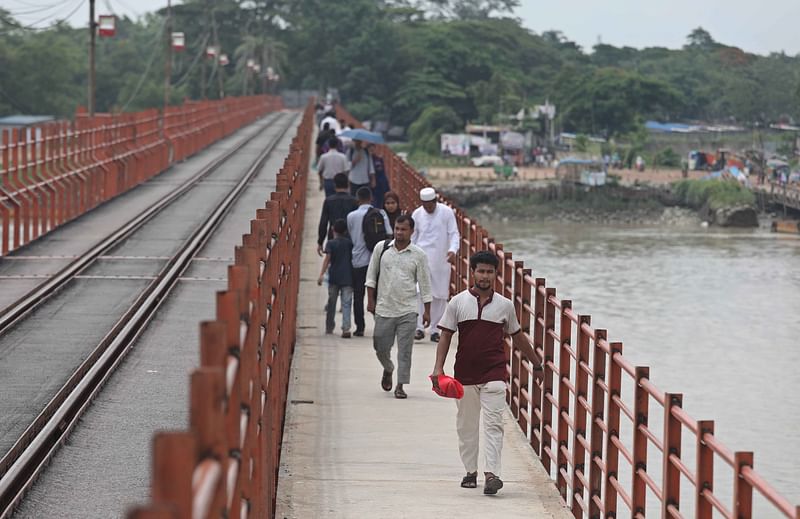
[275,171,571,518]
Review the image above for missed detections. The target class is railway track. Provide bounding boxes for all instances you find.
[0,112,297,517]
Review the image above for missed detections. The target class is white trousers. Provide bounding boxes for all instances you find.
[417,296,447,333]
[456,380,506,475]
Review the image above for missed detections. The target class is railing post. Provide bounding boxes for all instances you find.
[493,243,503,294]
[556,299,573,502]
[510,260,523,416]
[522,269,539,447]
[152,432,196,519]
[631,366,650,518]
[200,321,227,370]
[695,420,715,519]
[190,368,227,517]
[502,251,513,302]
[662,392,683,518]
[540,284,555,473]
[604,342,624,518]
[588,329,608,519]
[570,314,591,517]
[732,451,753,519]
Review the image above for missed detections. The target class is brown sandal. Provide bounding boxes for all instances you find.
[484,474,504,495]
[460,472,477,488]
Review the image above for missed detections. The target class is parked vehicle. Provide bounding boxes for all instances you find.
[470,154,504,167]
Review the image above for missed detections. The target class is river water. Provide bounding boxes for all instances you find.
[483,218,800,515]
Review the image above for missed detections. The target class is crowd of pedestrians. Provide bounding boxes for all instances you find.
[314,105,543,495]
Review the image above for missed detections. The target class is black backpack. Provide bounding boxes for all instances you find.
[362,207,389,251]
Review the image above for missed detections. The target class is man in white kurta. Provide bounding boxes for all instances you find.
[411,187,460,341]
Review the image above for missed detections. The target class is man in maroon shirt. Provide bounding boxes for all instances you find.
[431,251,542,495]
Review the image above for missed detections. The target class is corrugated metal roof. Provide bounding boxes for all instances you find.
[0,115,56,127]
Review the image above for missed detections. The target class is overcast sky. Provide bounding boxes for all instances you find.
[2,0,800,56]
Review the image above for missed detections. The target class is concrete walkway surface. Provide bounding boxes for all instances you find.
[275,170,571,518]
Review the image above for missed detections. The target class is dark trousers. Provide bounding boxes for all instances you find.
[352,266,368,333]
[323,178,336,197]
[350,182,369,197]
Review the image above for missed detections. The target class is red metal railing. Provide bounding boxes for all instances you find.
[337,105,799,519]
[0,95,283,256]
[127,101,313,519]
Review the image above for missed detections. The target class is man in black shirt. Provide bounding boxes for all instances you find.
[316,122,335,160]
[317,173,358,256]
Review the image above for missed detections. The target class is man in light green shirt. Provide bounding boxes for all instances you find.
[366,215,432,399]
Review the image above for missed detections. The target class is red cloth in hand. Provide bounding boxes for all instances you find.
[430,374,464,399]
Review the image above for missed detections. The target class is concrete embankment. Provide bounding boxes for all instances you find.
[440,181,698,226]
[440,181,761,227]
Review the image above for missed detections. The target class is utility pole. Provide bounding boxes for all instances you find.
[201,58,207,99]
[210,8,224,99]
[88,0,96,116]
[164,0,172,112]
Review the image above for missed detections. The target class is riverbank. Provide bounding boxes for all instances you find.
[427,166,706,186]
[438,180,771,227]
[470,198,700,226]
[440,182,702,226]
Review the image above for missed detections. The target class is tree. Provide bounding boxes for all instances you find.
[554,68,683,137]
[396,0,520,19]
[574,134,588,152]
[591,43,638,67]
[1,26,84,116]
[467,71,523,123]
[3,0,800,139]
[393,68,467,126]
[685,27,716,50]
[408,105,462,154]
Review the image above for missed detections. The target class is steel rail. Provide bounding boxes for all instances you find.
[0,113,296,517]
[0,112,285,337]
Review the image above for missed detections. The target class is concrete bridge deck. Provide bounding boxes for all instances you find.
[275,170,571,518]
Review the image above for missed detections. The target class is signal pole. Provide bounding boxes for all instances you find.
[210,8,224,99]
[88,0,96,116]
[164,0,172,112]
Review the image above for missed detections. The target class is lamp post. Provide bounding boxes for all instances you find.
[164,0,172,113]
[88,0,96,116]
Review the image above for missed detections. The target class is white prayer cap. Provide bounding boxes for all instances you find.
[420,187,436,201]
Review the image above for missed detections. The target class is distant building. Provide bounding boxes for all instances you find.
[644,120,746,134]
[0,115,56,130]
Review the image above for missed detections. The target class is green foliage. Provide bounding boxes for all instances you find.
[408,105,462,154]
[0,25,84,116]
[655,147,681,168]
[685,27,718,51]
[0,0,289,118]
[553,67,683,137]
[406,0,521,19]
[574,134,589,152]
[393,69,467,126]
[775,132,797,158]
[2,0,800,154]
[673,179,755,210]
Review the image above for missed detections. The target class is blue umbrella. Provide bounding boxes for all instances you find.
[339,128,385,144]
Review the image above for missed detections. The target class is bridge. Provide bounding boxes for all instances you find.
[0,99,797,519]
[759,182,800,214]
